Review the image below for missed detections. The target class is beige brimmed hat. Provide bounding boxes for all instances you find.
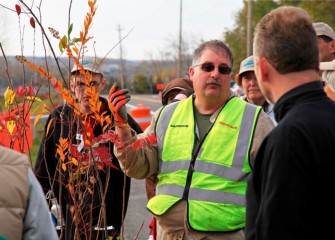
[320,59,335,71]
[71,59,102,75]
[236,55,255,84]
[313,22,335,40]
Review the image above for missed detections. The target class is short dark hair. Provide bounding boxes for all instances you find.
[192,40,234,68]
[253,6,319,74]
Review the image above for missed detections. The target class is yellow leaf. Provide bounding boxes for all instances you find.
[6,120,16,135]
[72,46,79,55]
[34,114,42,127]
[4,87,15,107]
[71,157,78,166]
[25,96,42,102]
[46,118,53,136]
[62,163,67,171]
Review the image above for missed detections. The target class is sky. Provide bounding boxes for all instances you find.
[0,0,244,61]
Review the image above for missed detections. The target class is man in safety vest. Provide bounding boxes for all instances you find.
[110,40,274,240]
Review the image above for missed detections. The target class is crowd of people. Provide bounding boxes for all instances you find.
[1,5,335,240]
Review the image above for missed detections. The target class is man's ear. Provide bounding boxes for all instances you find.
[256,56,270,84]
[189,66,195,80]
[99,78,106,91]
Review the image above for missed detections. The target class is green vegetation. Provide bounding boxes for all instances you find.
[29,121,45,166]
[224,0,335,74]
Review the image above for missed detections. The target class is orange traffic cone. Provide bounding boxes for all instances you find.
[130,104,152,131]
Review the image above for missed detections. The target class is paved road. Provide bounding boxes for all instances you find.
[128,94,162,114]
[124,179,151,240]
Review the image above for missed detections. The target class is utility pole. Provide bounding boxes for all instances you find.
[117,24,125,89]
[177,0,183,77]
[247,0,253,56]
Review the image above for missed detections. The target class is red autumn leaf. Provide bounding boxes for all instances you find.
[116,141,124,149]
[103,160,120,171]
[16,85,26,97]
[131,138,145,150]
[30,17,35,29]
[15,4,21,16]
[93,132,119,145]
[130,134,157,150]
[147,134,157,145]
[82,121,93,143]
[80,154,89,164]
[26,86,36,96]
[69,144,81,158]
[15,86,36,97]
[93,146,111,161]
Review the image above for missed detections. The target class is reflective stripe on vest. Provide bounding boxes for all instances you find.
[148,96,261,231]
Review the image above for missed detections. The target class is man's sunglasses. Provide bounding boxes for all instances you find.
[194,62,232,75]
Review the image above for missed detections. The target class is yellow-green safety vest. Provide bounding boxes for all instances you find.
[147,96,261,232]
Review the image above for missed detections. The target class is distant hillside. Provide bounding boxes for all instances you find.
[0,55,183,95]
[0,56,143,91]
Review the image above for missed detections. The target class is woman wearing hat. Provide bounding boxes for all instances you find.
[235,55,277,125]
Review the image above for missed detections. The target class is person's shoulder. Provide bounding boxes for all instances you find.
[48,104,71,117]
[159,101,180,114]
[0,146,26,158]
[228,95,248,105]
[0,146,29,166]
[255,110,275,131]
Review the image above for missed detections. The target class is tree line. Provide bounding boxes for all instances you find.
[224,0,335,74]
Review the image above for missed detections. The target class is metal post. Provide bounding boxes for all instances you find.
[178,0,183,77]
[247,0,253,56]
[118,25,125,89]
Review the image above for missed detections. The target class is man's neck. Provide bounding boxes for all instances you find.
[194,94,230,114]
[271,70,320,103]
[80,109,93,115]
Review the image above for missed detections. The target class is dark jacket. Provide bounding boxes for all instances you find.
[246,81,335,240]
[34,97,142,235]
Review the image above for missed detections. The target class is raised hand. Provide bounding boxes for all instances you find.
[108,82,130,124]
